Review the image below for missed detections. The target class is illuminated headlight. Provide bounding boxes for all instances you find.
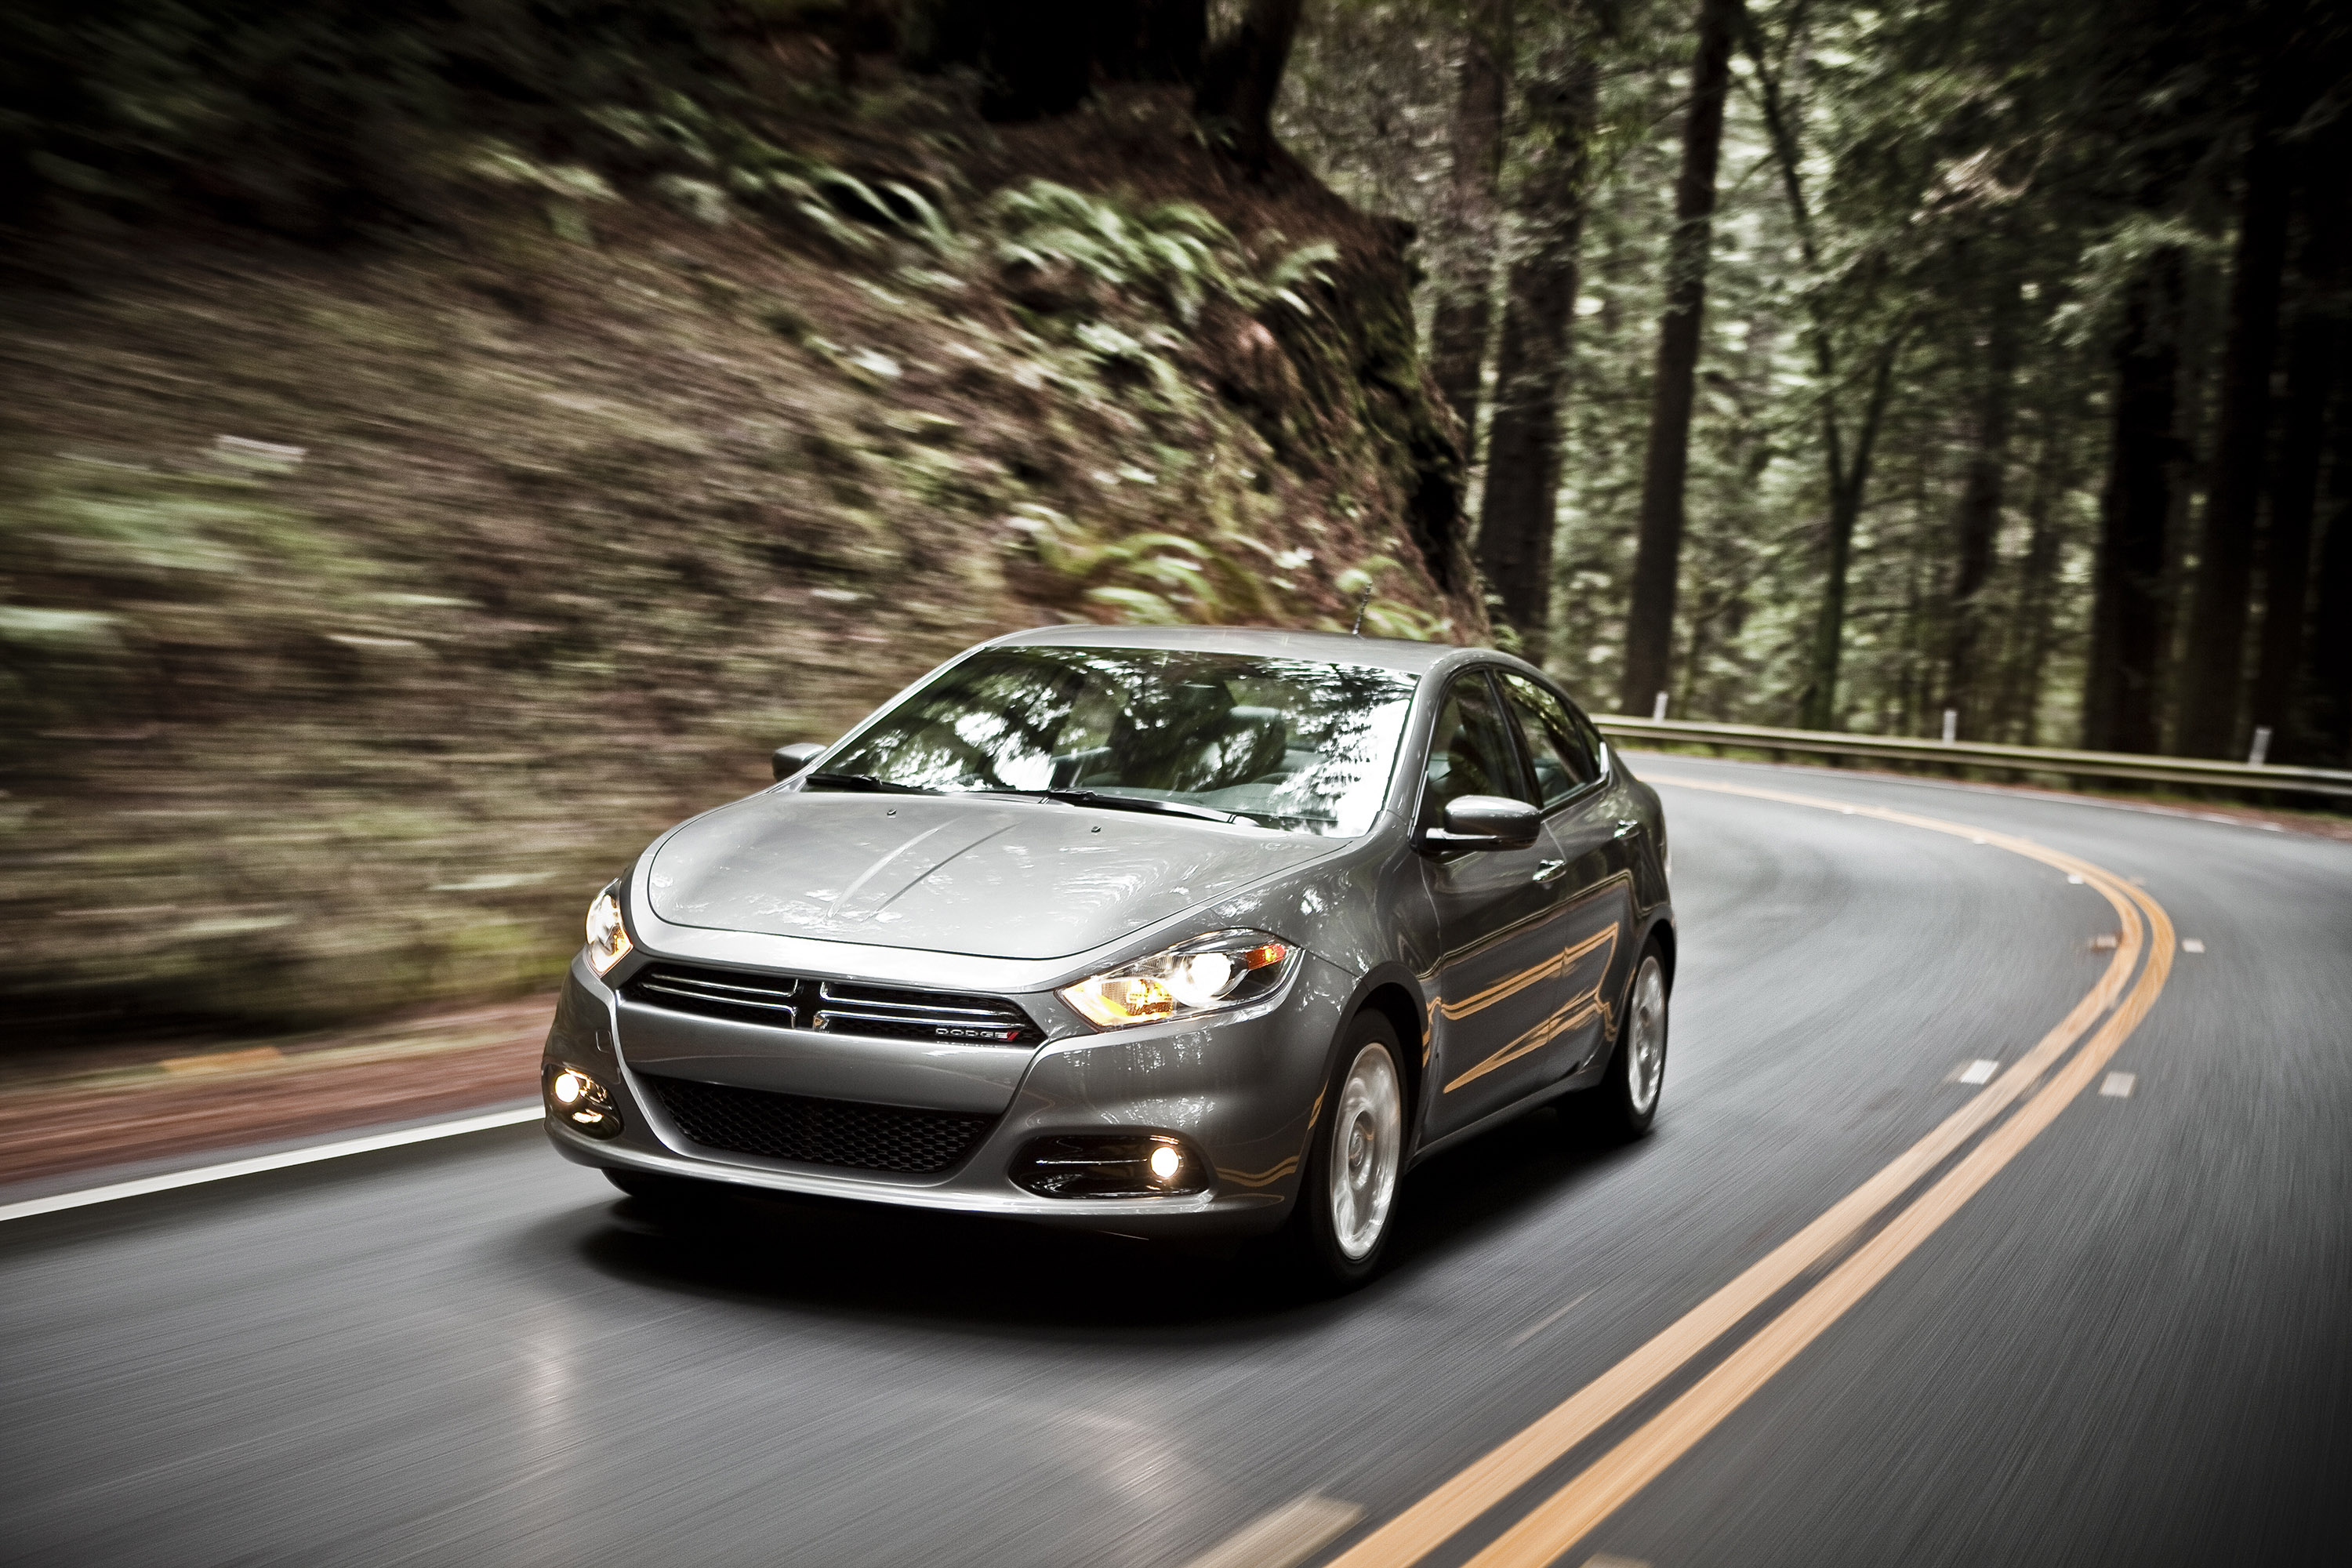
[1058,930,1294,1029]
[584,883,632,976]
[544,1063,622,1138]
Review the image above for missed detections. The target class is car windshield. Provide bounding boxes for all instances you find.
[820,647,1419,836]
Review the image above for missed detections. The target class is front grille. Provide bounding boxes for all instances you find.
[625,964,800,1027]
[623,964,1040,1045]
[642,1075,997,1174]
[814,980,1038,1044]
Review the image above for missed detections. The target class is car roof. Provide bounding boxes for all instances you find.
[984,622,1494,677]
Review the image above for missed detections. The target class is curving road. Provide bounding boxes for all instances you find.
[3,755,2346,1568]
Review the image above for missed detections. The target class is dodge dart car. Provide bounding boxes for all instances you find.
[543,624,1674,1283]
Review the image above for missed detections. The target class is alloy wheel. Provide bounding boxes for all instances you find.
[1625,956,1666,1116]
[1328,1041,1403,1261]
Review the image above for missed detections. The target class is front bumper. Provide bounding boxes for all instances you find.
[541,948,1356,1236]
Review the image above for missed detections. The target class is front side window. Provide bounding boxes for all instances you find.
[822,648,1417,836]
[1499,673,1600,808]
[1421,673,1531,818]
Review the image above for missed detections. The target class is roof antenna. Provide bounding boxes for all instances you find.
[1350,584,1373,636]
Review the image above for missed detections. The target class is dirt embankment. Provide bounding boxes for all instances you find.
[1,81,1483,1043]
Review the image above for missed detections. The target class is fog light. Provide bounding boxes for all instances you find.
[544,1064,622,1139]
[1011,1133,1207,1198]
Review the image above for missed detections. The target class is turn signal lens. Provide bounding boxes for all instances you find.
[1058,931,1295,1029]
[584,885,632,975]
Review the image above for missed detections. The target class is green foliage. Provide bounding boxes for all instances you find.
[989,180,1341,326]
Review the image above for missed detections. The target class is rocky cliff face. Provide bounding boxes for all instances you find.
[0,75,1479,1037]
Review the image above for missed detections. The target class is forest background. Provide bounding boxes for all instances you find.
[2,0,2348,1044]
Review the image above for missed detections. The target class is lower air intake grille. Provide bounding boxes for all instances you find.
[641,1076,996,1174]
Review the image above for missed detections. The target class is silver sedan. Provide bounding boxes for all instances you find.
[543,624,1675,1286]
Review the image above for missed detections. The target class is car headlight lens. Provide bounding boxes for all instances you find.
[584,884,632,975]
[1058,930,1294,1029]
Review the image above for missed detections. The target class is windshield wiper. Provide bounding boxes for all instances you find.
[1033,789,1250,826]
[805,771,933,794]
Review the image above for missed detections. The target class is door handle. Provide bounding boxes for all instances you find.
[1534,859,1567,884]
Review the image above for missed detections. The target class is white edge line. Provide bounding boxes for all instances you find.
[0,1105,543,1225]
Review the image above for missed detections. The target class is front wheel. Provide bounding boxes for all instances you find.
[1287,1013,1407,1289]
[1577,946,1668,1139]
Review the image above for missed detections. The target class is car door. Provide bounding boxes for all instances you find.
[1419,669,1578,1138]
[1495,672,1637,1085]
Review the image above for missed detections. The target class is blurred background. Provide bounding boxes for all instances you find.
[2,0,2347,1052]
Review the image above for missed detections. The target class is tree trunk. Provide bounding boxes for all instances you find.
[1992,394,2072,742]
[2083,250,2185,753]
[2249,154,2345,757]
[2175,129,2292,757]
[1618,0,1739,717]
[1939,269,2021,735]
[1427,0,1512,465]
[1094,0,1209,83]
[2303,391,2352,764]
[1475,56,1599,665]
[1196,0,1307,167]
[1798,336,1902,731]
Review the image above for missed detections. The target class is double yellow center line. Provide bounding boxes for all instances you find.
[1327,776,2175,1568]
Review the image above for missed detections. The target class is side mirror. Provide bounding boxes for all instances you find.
[771,741,826,782]
[1422,794,1541,851]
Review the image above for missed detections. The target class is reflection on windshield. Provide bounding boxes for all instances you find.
[822,648,1418,836]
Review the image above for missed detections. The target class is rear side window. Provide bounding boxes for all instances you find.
[1423,673,1532,815]
[1499,673,1600,808]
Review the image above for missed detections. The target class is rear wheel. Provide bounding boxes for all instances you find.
[1577,946,1667,1139]
[1287,1012,1406,1289]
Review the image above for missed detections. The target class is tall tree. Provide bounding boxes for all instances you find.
[1994,398,2076,743]
[2302,391,2352,764]
[2083,250,2186,753]
[1428,0,1514,464]
[1475,42,1601,662]
[2175,117,2292,757]
[2249,147,2346,756]
[1939,263,2023,735]
[1619,0,1740,717]
[1197,0,1309,167]
[1744,14,1907,729]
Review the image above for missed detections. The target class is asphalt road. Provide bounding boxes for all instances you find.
[5,755,2347,1568]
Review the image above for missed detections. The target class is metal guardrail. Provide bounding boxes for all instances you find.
[1594,715,2352,801]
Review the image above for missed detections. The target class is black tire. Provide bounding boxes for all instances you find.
[1283,1011,1410,1290]
[1573,944,1668,1141]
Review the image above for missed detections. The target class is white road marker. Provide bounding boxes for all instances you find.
[2091,933,2120,951]
[2100,1072,2136,1098]
[1178,1494,1365,1568]
[1583,1557,1651,1568]
[2181,938,2205,953]
[0,1105,543,1225]
[2066,873,2085,884]
[1950,1059,2000,1085]
[1511,1290,1595,1348]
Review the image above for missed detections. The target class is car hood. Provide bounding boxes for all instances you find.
[644,791,1338,960]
